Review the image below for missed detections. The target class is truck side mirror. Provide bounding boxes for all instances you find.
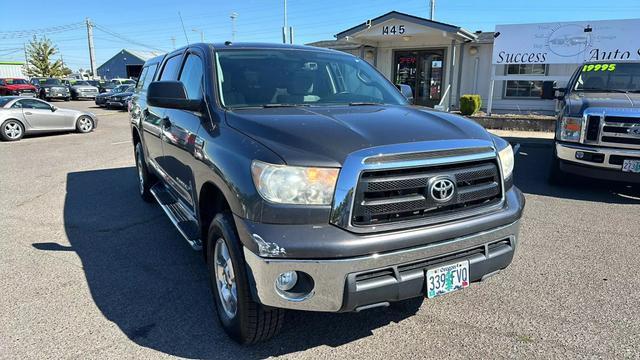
[540,81,557,100]
[396,83,414,104]
[147,81,202,111]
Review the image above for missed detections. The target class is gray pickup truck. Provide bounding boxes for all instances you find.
[130,43,525,344]
[545,61,640,183]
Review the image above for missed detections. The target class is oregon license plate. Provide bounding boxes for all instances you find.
[622,159,640,173]
[426,260,469,298]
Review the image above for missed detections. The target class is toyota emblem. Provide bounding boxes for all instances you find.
[429,177,455,203]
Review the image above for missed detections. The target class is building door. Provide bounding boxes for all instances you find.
[394,50,444,107]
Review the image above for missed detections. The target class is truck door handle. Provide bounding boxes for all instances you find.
[25,112,33,115]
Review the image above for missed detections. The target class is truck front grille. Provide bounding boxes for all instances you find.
[599,115,640,148]
[351,159,502,226]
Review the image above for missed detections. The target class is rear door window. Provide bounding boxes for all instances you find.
[142,64,158,90]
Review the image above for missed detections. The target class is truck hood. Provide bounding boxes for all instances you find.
[71,85,98,90]
[226,105,493,167]
[4,84,36,91]
[567,92,640,115]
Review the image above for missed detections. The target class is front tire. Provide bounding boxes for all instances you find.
[548,154,566,185]
[1,119,24,141]
[207,213,285,344]
[134,142,154,202]
[76,116,94,133]
[64,97,70,102]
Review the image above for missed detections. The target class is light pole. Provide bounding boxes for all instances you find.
[230,12,238,41]
[192,29,204,42]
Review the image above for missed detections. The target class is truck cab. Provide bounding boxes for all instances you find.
[545,61,640,183]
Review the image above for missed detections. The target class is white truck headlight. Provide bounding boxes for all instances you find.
[251,160,339,205]
[498,144,514,179]
[559,116,582,142]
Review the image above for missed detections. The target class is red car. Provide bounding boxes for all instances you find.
[0,78,38,97]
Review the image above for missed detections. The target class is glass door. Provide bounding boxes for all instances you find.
[394,50,444,107]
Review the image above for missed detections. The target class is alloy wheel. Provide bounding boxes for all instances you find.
[4,122,22,140]
[78,117,93,132]
[214,238,238,318]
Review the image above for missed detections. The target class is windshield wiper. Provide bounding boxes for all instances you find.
[348,102,383,106]
[581,88,630,93]
[262,103,309,108]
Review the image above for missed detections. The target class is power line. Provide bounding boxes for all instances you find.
[0,22,84,40]
[92,23,167,52]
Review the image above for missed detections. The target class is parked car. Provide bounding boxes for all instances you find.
[0,78,38,97]
[29,78,70,101]
[543,61,640,184]
[109,78,136,86]
[63,80,100,100]
[130,43,524,344]
[95,84,129,107]
[106,85,134,109]
[0,96,97,141]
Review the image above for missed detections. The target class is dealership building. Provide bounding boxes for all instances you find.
[310,11,640,114]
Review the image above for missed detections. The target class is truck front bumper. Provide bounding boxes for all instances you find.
[556,142,640,183]
[241,188,524,313]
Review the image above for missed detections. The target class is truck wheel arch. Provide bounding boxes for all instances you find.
[199,181,233,262]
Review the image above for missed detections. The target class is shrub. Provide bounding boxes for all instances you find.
[459,94,482,115]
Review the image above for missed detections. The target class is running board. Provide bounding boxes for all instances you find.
[150,183,202,251]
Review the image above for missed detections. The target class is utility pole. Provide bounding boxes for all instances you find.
[429,0,436,20]
[192,29,204,42]
[282,0,288,44]
[85,18,97,80]
[230,12,238,41]
[170,37,176,49]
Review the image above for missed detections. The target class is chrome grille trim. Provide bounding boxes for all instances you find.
[329,139,504,234]
[582,108,640,149]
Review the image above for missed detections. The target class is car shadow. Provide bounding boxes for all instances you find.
[504,137,640,204]
[35,167,421,358]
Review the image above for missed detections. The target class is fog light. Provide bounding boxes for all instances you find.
[275,271,298,291]
[575,151,584,159]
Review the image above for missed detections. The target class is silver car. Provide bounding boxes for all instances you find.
[0,97,97,141]
[65,80,100,100]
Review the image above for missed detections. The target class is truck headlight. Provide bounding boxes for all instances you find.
[559,116,582,142]
[44,88,50,92]
[498,144,514,179]
[251,160,339,205]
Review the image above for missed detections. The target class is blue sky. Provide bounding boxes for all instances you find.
[1,0,638,71]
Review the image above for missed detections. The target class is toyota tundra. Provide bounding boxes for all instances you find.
[130,43,525,344]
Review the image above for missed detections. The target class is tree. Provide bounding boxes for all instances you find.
[24,36,72,77]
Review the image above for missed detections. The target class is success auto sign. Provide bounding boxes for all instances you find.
[492,18,640,64]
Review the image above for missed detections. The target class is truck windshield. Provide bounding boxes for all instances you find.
[574,62,640,93]
[215,49,407,108]
[74,81,90,86]
[4,79,28,85]
[44,79,62,85]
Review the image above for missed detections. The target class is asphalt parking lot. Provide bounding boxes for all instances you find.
[1,100,639,359]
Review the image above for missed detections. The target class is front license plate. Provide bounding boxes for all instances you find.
[426,260,469,298]
[622,159,640,173]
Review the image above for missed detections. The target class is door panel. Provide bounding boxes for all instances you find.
[161,52,205,210]
[18,99,67,130]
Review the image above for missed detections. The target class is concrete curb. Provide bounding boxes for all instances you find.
[470,116,556,132]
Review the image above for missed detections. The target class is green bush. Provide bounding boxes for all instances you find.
[459,94,482,115]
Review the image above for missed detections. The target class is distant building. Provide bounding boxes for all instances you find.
[0,61,26,79]
[97,49,163,80]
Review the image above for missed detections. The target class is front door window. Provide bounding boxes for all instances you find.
[394,50,444,107]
